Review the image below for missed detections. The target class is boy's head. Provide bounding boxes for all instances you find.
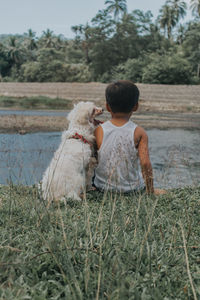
[105,80,139,113]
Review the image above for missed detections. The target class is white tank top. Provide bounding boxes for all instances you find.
[94,120,144,192]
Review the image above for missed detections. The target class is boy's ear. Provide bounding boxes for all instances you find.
[132,103,139,112]
[106,103,112,112]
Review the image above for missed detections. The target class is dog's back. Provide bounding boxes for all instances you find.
[42,138,92,201]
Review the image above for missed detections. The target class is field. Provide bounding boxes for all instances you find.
[0,185,200,299]
[0,95,73,110]
[0,82,200,132]
[0,83,200,113]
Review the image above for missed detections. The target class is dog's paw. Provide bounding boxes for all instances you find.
[66,192,82,201]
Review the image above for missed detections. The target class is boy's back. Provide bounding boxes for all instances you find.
[94,119,144,192]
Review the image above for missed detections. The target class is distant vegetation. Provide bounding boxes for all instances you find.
[0,95,72,110]
[0,0,200,84]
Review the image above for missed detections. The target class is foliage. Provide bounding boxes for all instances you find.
[0,44,10,77]
[182,22,200,76]
[111,57,146,82]
[105,0,127,20]
[190,0,200,17]
[142,52,194,84]
[0,185,199,299]
[0,95,72,109]
[157,0,187,39]
[0,0,199,84]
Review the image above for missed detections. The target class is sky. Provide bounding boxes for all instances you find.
[0,0,193,38]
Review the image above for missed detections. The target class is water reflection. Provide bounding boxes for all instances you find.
[0,129,199,188]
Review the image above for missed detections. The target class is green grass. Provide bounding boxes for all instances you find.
[0,96,73,110]
[0,185,200,299]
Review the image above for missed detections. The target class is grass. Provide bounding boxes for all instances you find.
[0,96,73,110]
[0,185,199,299]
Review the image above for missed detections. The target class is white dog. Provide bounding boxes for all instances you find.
[41,101,103,202]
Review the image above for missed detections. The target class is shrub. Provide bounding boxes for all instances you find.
[142,53,193,84]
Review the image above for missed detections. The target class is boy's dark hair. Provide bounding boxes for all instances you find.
[105,80,139,113]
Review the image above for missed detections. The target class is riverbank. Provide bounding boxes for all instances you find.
[0,111,199,133]
[0,82,200,132]
[0,185,199,299]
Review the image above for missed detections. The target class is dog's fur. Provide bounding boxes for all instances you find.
[41,101,102,202]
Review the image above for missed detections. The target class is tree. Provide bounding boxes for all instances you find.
[131,9,153,34]
[112,57,146,82]
[6,36,25,66]
[158,0,187,39]
[0,43,10,78]
[158,4,177,39]
[182,22,200,78]
[112,13,140,60]
[190,0,200,17]
[176,24,186,44]
[24,29,37,51]
[142,52,193,84]
[104,0,127,21]
[167,0,187,21]
[71,23,92,64]
[40,29,55,48]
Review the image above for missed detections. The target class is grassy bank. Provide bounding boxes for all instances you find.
[0,185,199,299]
[0,96,73,110]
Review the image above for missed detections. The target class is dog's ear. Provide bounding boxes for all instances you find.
[76,104,95,125]
[76,109,90,125]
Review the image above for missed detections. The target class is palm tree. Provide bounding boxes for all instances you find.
[105,0,127,21]
[167,0,187,21]
[7,36,25,65]
[158,4,177,39]
[71,24,91,63]
[41,29,55,47]
[176,24,186,44]
[25,29,37,50]
[190,0,200,17]
[158,0,186,39]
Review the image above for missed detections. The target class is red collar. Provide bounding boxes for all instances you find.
[71,132,93,147]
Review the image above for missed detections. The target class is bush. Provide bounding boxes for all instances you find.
[142,53,194,84]
[20,61,92,82]
[111,58,146,82]
[20,61,40,81]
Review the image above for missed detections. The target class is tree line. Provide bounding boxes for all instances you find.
[0,0,200,84]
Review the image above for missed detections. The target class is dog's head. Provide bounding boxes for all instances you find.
[67,102,103,127]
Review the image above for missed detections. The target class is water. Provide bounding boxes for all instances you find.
[0,109,67,117]
[148,129,200,188]
[0,129,199,188]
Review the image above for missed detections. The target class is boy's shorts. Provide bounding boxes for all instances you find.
[92,176,146,195]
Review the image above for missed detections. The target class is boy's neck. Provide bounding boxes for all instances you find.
[110,112,132,127]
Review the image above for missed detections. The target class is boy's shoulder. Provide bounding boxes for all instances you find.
[134,125,148,147]
[135,125,147,136]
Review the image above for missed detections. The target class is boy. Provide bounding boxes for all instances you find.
[94,80,165,195]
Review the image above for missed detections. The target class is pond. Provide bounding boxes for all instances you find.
[0,129,199,189]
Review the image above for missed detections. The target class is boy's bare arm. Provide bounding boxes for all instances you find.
[135,127,154,194]
[94,125,103,150]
